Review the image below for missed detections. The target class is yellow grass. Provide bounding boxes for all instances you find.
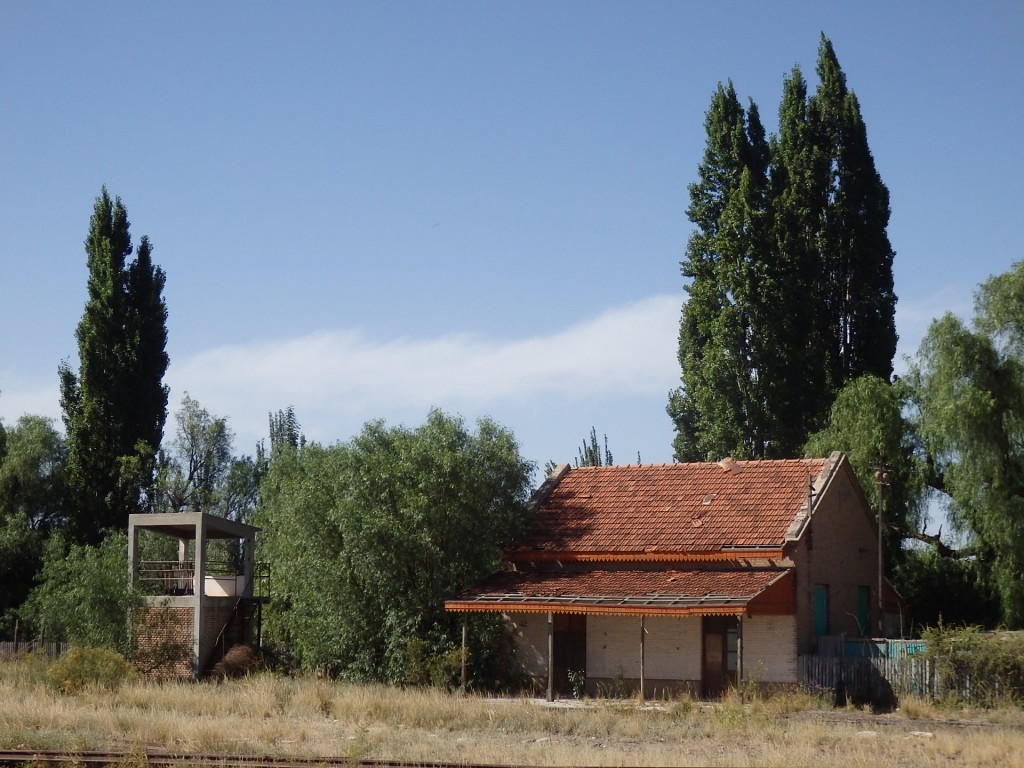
[1,659,1023,767]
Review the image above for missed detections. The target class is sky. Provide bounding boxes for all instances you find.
[1,1,1022,483]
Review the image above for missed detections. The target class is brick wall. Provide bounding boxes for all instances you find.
[792,462,881,652]
[133,605,192,678]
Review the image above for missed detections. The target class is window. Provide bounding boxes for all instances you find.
[726,622,739,672]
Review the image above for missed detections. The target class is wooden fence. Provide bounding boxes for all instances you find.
[799,653,1019,706]
[0,641,68,659]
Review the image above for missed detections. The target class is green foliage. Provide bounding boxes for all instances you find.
[21,531,138,654]
[403,636,464,689]
[670,36,896,461]
[0,512,42,638]
[909,260,1024,626]
[804,375,927,566]
[0,415,69,634]
[567,668,586,699]
[803,261,1024,627]
[923,625,1024,706]
[576,427,613,467]
[157,395,234,514]
[0,415,68,531]
[268,406,304,455]
[893,549,1000,630]
[670,80,775,461]
[256,409,533,686]
[59,188,169,544]
[45,646,136,694]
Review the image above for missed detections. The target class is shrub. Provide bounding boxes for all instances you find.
[45,646,136,694]
[211,645,262,680]
[404,637,464,689]
[923,624,1024,705]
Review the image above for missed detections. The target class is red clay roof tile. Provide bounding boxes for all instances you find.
[449,567,792,613]
[519,458,827,556]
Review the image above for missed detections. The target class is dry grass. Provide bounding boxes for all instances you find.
[2,658,1023,766]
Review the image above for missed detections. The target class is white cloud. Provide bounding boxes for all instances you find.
[166,294,681,448]
[0,373,61,427]
[3,287,975,460]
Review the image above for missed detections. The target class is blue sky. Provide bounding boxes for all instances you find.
[1,1,1022,480]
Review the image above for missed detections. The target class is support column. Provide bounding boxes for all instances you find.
[546,611,554,702]
[127,519,140,588]
[737,615,744,695]
[192,517,207,677]
[242,533,255,596]
[127,520,139,653]
[460,616,467,694]
[639,615,646,702]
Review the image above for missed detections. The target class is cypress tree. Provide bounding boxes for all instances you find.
[59,188,169,544]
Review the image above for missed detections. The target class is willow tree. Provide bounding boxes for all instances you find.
[59,188,169,544]
[670,35,897,461]
[910,261,1024,626]
[257,409,534,684]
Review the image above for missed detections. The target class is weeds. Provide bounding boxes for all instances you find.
[566,668,586,699]
[2,654,1024,766]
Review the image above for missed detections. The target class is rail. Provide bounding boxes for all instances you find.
[136,561,269,598]
[0,749,522,768]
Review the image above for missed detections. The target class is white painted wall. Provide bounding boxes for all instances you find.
[505,612,548,679]
[742,615,797,683]
[505,611,798,686]
[587,615,701,681]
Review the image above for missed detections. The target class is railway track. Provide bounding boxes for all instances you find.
[0,751,530,768]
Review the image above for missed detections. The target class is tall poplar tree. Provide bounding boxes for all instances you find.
[670,35,896,461]
[668,82,772,461]
[806,36,897,396]
[59,188,169,544]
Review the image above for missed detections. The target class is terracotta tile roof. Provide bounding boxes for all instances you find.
[447,567,792,615]
[518,458,829,556]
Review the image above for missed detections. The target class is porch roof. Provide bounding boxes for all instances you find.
[445,567,794,617]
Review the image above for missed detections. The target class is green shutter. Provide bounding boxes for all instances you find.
[857,586,871,636]
[813,585,829,636]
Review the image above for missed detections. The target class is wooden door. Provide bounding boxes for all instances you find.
[702,616,738,698]
[552,614,586,697]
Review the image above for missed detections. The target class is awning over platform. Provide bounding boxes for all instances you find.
[445,567,794,617]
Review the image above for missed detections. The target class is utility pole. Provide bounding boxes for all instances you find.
[873,465,891,636]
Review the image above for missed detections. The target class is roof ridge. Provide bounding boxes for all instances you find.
[565,457,829,470]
